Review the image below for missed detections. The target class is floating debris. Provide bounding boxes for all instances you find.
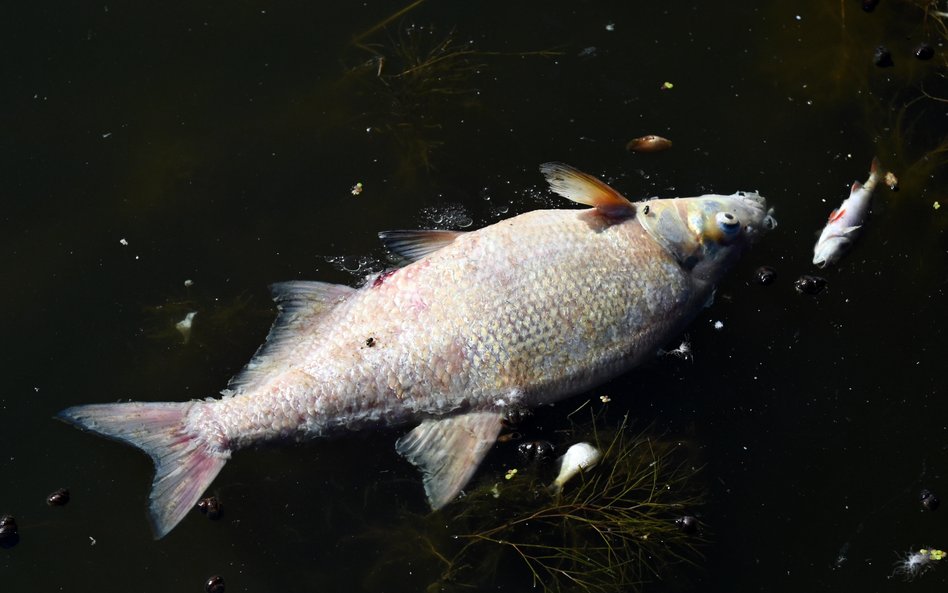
[920,489,940,511]
[183,279,194,288]
[754,265,777,286]
[175,311,198,344]
[884,171,899,191]
[626,135,673,153]
[713,320,724,331]
[119,238,129,246]
[794,275,827,295]
[599,394,612,403]
[351,182,364,196]
[660,81,674,90]
[551,442,601,493]
[914,44,934,61]
[504,468,518,480]
[660,337,693,361]
[205,575,226,593]
[675,515,699,534]
[892,548,945,581]
[0,515,19,549]
[516,440,554,463]
[934,201,941,210]
[46,488,70,506]
[197,496,223,520]
[874,45,894,67]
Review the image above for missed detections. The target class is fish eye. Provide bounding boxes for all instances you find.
[715,212,741,235]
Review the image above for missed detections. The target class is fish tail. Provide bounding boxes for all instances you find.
[56,401,229,539]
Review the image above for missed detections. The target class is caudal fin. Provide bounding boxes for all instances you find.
[56,401,229,539]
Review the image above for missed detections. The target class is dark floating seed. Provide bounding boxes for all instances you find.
[873,45,893,67]
[46,488,70,506]
[920,489,940,511]
[675,515,699,535]
[754,266,777,286]
[862,0,879,12]
[0,515,19,549]
[915,44,934,61]
[197,496,223,520]
[205,575,225,593]
[794,275,827,295]
[517,440,555,463]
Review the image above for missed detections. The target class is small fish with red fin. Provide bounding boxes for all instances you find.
[812,157,882,268]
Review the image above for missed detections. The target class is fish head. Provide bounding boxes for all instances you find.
[638,191,775,283]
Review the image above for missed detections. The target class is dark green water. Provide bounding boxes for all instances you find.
[2,1,947,591]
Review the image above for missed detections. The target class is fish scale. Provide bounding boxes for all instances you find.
[57,162,773,538]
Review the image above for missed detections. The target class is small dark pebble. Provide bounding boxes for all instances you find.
[862,0,879,12]
[915,44,934,61]
[754,266,777,286]
[365,337,376,348]
[795,275,827,295]
[873,45,893,67]
[205,575,225,593]
[0,515,19,549]
[197,496,223,520]
[920,489,940,511]
[675,515,699,534]
[517,440,555,463]
[46,488,70,507]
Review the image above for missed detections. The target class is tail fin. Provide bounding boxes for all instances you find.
[56,401,229,539]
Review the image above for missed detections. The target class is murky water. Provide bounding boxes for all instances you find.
[2,1,947,591]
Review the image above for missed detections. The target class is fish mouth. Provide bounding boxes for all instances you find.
[731,191,777,237]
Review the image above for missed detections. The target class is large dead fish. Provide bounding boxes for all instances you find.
[58,163,775,538]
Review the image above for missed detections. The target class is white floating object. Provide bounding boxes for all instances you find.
[183,279,194,288]
[551,442,601,493]
[175,311,198,344]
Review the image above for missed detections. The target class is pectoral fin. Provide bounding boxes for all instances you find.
[395,411,504,510]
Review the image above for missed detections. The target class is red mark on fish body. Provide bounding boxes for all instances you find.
[828,208,846,223]
[372,269,397,288]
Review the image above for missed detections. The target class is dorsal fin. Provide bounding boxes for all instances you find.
[227,281,355,393]
[540,162,636,218]
[396,411,504,510]
[378,229,464,263]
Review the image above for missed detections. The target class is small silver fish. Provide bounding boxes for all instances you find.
[57,163,774,538]
[551,442,601,493]
[812,158,882,268]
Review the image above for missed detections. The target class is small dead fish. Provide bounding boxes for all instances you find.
[551,442,601,493]
[813,158,882,268]
[626,135,672,153]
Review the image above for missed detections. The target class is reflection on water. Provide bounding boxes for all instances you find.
[2,1,947,592]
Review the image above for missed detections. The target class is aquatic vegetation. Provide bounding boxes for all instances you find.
[363,412,706,593]
[342,0,560,180]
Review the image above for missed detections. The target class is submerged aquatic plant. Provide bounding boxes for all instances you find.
[342,0,560,179]
[362,410,707,593]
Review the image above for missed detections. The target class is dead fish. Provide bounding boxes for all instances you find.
[551,442,601,493]
[57,163,774,538]
[626,135,672,153]
[812,158,882,268]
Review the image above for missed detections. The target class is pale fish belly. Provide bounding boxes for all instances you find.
[206,208,700,449]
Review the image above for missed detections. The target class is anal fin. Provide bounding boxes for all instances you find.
[395,411,504,510]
